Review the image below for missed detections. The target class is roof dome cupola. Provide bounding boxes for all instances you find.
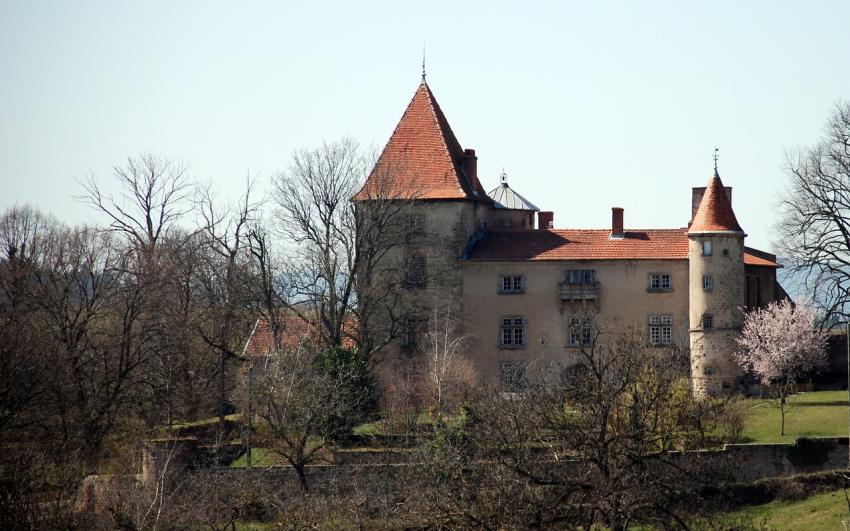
[487,170,540,212]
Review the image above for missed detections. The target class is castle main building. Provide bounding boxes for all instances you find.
[354,79,785,396]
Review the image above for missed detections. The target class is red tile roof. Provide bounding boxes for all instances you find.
[689,172,744,234]
[242,317,356,358]
[466,228,780,266]
[467,228,691,261]
[353,82,489,202]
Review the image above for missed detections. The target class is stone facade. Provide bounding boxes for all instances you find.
[355,79,785,396]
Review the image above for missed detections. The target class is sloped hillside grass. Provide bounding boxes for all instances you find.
[724,488,850,530]
[740,390,848,443]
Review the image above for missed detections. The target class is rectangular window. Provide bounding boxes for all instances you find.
[746,275,762,310]
[405,254,427,288]
[402,318,420,348]
[648,273,672,291]
[703,275,713,290]
[500,275,524,293]
[499,361,526,392]
[569,317,593,346]
[566,269,596,284]
[701,240,713,256]
[501,317,526,347]
[702,313,713,330]
[648,315,673,345]
[409,214,424,235]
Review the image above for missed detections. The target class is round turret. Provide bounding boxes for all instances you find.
[688,171,746,397]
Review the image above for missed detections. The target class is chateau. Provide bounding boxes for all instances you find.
[354,78,786,396]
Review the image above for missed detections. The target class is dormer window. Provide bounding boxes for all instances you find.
[500,275,524,294]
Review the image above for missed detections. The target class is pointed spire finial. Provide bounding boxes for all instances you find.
[421,45,426,82]
[500,167,507,184]
[713,146,719,176]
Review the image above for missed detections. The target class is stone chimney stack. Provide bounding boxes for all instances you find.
[611,207,624,239]
[463,149,477,184]
[538,211,554,230]
[691,186,732,226]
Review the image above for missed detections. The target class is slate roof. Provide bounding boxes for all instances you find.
[689,171,744,234]
[353,81,490,202]
[466,228,779,267]
[488,177,540,211]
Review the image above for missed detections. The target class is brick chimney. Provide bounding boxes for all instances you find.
[462,148,477,185]
[611,207,624,239]
[691,186,732,226]
[538,211,554,230]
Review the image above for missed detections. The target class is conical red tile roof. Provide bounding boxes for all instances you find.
[688,171,744,234]
[353,82,489,201]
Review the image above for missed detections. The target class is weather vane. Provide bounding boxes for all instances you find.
[421,45,426,82]
[713,146,719,172]
[500,167,507,183]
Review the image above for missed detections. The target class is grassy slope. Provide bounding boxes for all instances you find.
[740,390,848,444]
[726,488,850,530]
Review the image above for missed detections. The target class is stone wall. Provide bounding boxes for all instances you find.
[202,438,850,495]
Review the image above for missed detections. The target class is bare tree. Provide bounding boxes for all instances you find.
[251,341,369,492]
[196,179,263,429]
[779,101,850,320]
[422,298,476,423]
[734,299,828,435]
[416,327,730,529]
[273,138,416,357]
[79,153,192,255]
[0,206,54,435]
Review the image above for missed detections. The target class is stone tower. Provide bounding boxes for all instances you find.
[352,79,492,361]
[688,170,746,396]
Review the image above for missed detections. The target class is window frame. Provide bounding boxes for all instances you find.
[404,253,427,289]
[500,316,526,348]
[648,314,673,346]
[499,275,525,294]
[401,318,421,349]
[702,313,714,330]
[647,272,672,292]
[702,274,713,290]
[568,316,594,347]
[499,360,526,392]
[565,269,596,285]
[701,240,713,256]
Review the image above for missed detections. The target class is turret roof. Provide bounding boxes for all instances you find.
[688,171,744,234]
[353,81,489,202]
[488,175,540,211]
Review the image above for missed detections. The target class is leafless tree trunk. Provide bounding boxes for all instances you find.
[423,296,475,423]
[779,101,850,320]
[197,179,262,433]
[273,138,416,359]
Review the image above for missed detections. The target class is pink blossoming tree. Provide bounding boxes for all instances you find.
[734,299,828,435]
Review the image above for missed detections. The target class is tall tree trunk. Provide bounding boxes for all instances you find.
[780,393,786,436]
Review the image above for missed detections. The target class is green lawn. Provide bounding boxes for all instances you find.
[740,390,849,443]
[724,488,850,529]
[230,447,286,468]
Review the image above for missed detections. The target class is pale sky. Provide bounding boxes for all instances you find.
[2,1,849,252]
